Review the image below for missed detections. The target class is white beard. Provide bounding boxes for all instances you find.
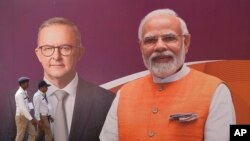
[142,45,186,78]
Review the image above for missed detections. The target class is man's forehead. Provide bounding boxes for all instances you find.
[38,25,77,44]
[142,15,181,38]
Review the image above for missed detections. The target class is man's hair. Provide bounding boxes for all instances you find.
[138,8,189,41]
[38,17,82,46]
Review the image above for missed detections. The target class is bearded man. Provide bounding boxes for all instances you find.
[100,8,235,141]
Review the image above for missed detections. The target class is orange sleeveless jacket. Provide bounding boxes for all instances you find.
[118,69,222,141]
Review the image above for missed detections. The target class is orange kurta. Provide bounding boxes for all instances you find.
[118,69,223,141]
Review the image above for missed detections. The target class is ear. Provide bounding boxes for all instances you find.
[35,48,43,63]
[77,46,84,61]
[184,34,191,54]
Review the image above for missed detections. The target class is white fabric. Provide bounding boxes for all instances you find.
[33,90,50,121]
[15,87,33,120]
[100,65,236,141]
[44,73,78,134]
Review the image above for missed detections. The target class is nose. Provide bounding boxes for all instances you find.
[52,47,62,60]
[154,38,167,52]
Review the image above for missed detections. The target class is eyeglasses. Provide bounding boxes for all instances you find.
[38,44,78,57]
[142,34,184,47]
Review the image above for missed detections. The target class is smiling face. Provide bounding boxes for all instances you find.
[35,24,83,82]
[140,14,191,78]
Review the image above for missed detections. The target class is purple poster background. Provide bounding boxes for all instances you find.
[0,0,249,92]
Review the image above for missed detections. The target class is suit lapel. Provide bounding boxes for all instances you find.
[68,78,93,141]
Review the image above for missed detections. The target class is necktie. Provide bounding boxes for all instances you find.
[54,90,69,141]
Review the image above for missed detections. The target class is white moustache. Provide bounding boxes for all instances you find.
[149,51,175,61]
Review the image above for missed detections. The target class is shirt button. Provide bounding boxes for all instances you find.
[148,131,155,137]
[152,107,159,114]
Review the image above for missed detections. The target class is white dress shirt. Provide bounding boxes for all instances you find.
[33,90,51,121]
[15,87,33,120]
[100,64,236,141]
[44,73,78,135]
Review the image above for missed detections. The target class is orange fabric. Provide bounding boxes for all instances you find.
[118,69,222,141]
[189,60,250,124]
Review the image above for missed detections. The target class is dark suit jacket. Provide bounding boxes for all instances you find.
[0,77,115,141]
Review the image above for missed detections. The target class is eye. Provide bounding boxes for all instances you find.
[42,46,53,52]
[143,36,158,45]
[162,34,178,42]
[60,45,72,51]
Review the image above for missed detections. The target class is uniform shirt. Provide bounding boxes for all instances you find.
[33,90,50,121]
[44,73,78,135]
[100,64,236,141]
[15,87,33,120]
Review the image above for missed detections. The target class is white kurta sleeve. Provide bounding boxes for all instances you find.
[204,83,236,141]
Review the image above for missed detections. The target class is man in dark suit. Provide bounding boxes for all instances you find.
[35,17,115,141]
[1,17,115,141]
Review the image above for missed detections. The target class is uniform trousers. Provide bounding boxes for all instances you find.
[15,115,36,141]
[36,115,52,141]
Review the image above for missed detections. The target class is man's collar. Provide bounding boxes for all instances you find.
[38,90,45,95]
[19,86,26,93]
[44,73,78,97]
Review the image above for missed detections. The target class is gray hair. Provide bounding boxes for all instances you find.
[138,9,189,41]
[38,17,82,46]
